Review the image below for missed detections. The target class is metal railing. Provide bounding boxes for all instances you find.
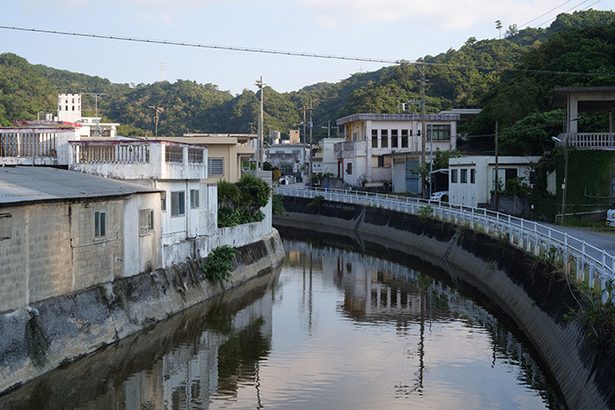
[276,186,615,303]
[71,142,150,164]
[0,132,57,158]
[564,132,615,150]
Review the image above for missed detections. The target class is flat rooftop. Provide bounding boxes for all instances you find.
[0,167,159,206]
[337,113,460,126]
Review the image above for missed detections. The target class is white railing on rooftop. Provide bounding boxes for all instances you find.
[565,132,615,150]
[0,132,57,158]
[276,186,615,303]
[71,142,150,164]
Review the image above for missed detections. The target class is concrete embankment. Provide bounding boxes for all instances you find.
[0,230,285,396]
[275,197,615,410]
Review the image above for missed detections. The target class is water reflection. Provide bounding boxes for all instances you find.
[0,240,566,409]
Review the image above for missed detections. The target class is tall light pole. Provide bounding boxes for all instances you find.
[428,123,434,198]
[255,77,265,171]
[308,100,314,186]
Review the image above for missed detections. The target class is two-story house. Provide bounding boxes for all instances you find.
[335,113,460,194]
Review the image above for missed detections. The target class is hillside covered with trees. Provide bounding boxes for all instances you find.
[0,9,613,153]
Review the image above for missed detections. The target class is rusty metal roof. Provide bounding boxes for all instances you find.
[0,166,159,206]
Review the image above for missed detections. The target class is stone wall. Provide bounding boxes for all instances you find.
[0,230,285,395]
[275,196,615,410]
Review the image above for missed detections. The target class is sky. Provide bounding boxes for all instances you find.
[1,0,613,95]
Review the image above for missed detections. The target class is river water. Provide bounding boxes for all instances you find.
[0,238,566,409]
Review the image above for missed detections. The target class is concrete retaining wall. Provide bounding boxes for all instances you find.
[275,196,615,409]
[0,230,285,396]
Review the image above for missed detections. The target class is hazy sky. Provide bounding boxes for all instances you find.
[2,0,613,94]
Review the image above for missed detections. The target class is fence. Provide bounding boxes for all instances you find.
[276,186,615,303]
[0,132,57,158]
[71,142,151,164]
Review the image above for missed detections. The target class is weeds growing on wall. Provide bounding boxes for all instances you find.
[272,194,286,216]
[218,174,271,227]
[203,245,236,283]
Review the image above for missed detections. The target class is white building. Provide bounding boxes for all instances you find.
[335,113,459,193]
[313,137,345,175]
[448,156,540,208]
[265,143,309,176]
[58,93,119,138]
[69,139,210,267]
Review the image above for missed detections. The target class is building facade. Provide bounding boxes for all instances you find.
[0,167,161,313]
[335,113,459,193]
[448,156,540,208]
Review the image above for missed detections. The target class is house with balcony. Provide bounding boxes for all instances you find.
[265,143,309,177]
[173,133,257,183]
[335,113,460,193]
[552,86,615,149]
[68,139,210,267]
[312,138,345,175]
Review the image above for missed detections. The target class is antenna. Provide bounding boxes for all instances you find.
[82,92,106,117]
[160,62,165,82]
[148,105,164,137]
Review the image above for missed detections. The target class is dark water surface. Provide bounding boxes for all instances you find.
[0,239,565,409]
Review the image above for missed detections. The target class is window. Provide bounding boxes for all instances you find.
[139,209,154,235]
[470,169,476,184]
[208,158,224,176]
[429,124,452,140]
[171,191,185,217]
[188,148,204,163]
[346,162,352,175]
[94,211,106,238]
[0,213,12,241]
[377,155,385,168]
[161,191,167,212]
[371,130,378,148]
[391,130,398,148]
[165,145,183,163]
[380,130,388,148]
[505,168,518,181]
[190,189,200,209]
[451,169,458,183]
[401,130,408,148]
[460,169,468,183]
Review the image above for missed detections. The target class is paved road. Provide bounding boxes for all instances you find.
[542,223,615,256]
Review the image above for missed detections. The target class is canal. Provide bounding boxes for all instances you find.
[0,238,566,409]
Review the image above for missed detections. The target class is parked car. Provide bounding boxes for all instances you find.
[430,191,449,202]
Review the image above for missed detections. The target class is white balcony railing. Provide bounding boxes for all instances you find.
[71,141,150,164]
[565,132,615,150]
[276,186,615,303]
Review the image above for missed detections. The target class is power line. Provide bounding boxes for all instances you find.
[0,24,613,78]
[519,0,575,28]
[534,0,594,27]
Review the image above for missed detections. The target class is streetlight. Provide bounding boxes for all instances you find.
[551,135,568,224]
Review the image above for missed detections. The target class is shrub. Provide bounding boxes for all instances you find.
[217,174,271,227]
[203,245,236,283]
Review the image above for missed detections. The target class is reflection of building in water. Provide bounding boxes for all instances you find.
[284,240,559,398]
[80,288,275,409]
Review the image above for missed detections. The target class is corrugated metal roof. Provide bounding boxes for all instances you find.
[0,166,159,205]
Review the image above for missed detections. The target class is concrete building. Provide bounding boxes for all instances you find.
[0,167,161,313]
[448,156,540,208]
[312,137,345,175]
[335,113,460,193]
[179,133,257,184]
[265,143,309,176]
[552,87,615,148]
[58,93,119,138]
[68,139,209,267]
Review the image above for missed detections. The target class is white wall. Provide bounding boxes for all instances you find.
[123,192,162,276]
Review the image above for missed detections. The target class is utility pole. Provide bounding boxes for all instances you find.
[494,120,499,212]
[321,120,332,138]
[308,99,314,186]
[255,76,265,171]
[419,65,427,197]
[429,123,434,198]
[83,93,106,117]
[148,105,163,137]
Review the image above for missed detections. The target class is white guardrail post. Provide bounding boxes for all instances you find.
[275,187,615,303]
